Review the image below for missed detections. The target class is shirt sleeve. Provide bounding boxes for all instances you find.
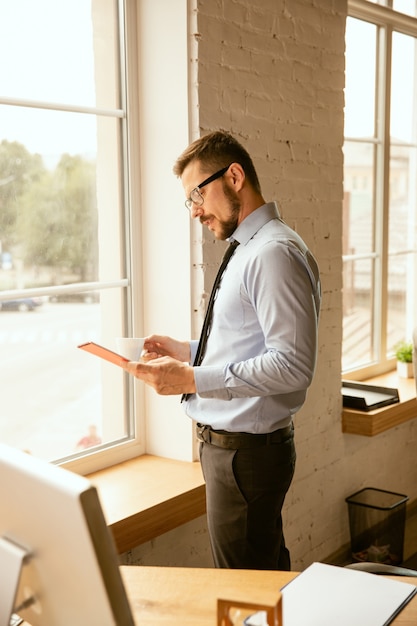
[189,340,199,364]
[194,239,320,399]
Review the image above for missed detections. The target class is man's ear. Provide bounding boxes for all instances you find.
[228,162,245,191]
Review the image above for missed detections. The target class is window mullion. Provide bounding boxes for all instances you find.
[349,0,417,36]
[375,24,392,366]
[0,96,124,119]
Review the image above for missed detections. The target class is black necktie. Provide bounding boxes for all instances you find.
[182,240,239,402]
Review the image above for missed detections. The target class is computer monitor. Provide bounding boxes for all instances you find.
[0,443,135,626]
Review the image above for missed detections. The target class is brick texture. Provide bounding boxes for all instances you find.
[193,0,417,570]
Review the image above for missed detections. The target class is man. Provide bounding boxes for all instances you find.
[127,131,321,570]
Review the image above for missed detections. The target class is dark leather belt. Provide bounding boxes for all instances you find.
[196,423,293,449]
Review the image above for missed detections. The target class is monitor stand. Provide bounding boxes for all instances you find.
[0,537,29,626]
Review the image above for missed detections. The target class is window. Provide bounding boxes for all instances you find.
[343,1,417,377]
[0,0,144,470]
[364,0,417,18]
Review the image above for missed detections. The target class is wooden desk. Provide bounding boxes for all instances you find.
[120,566,417,625]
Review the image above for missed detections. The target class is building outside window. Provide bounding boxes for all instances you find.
[343,0,417,378]
[0,0,143,471]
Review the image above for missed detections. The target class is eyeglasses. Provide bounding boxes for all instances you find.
[185,164,232,211]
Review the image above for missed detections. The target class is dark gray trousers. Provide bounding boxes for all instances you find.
[199,429,296,570]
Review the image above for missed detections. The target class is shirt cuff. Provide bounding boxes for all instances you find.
[194,365,230,400]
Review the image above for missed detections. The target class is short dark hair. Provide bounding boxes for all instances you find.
[173,130,261,194]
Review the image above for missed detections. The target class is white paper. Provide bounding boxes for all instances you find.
[281,562,417,626]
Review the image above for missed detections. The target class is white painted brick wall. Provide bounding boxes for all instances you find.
[126,0,417,570]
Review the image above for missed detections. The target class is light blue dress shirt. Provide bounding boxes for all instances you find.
[184,202,321,433]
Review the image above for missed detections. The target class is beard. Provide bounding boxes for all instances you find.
[211,181,241,240]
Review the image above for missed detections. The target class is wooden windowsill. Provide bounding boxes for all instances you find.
[342,372,417,436]
[87,455,206,554]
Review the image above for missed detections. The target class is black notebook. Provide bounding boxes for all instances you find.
[342,381,399,411]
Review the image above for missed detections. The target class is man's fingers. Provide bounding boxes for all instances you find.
[141,351,161,361]
[126,360,149,377]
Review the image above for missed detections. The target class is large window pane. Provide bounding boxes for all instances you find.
[388,32,417,352]
[343,142,375,257]
[387,252,415,352]
[0,119,99,289]
[391,32,416,144]
[0,0,120,108]
[343,258,376,370]
[343,140,376,370]
[0,0,133,463]
[343,17,378,372]
[393,0,417,18]
[0,104,98,169]
[344,18,376,139]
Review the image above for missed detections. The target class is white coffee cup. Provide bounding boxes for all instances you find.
[115,337,145,361]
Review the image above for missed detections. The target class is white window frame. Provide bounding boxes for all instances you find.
[0,0,197,474]
[71,0,197,473]
[343,0,417,379]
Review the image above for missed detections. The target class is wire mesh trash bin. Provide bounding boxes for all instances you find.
[346,488,408,565]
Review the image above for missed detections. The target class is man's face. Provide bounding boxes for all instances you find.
[182,160,241,240]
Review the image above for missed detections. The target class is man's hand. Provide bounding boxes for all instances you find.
[126,356,196,396]
[142,335,191,363]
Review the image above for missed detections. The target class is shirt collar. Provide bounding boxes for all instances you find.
[229,201,281,246]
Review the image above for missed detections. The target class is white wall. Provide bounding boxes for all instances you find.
[135,0,197,459]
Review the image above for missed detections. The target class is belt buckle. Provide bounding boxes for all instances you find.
[196,424,210,443]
